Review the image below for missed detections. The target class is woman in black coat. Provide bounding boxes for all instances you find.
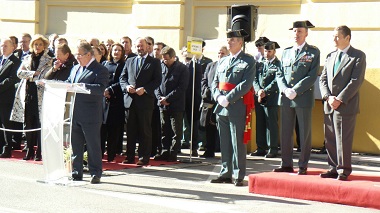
[45,43,77,81]
[101,43,126,162]
[14,35,53,161]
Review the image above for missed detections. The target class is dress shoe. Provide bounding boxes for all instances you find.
[297,167,307,175]
[316,146,327,154]
[72,174,83,181]
[0,150,12,158]
[296,147,301,152]
[210,177,232,184]
[107,156,115,162]
[191,149,198,157]
[23,149,35,160]
[320,171,338,179]
[337,174,348,181]
[201,152,215,158]
[250,150,266,156]
[90,175,101,184]
[273,166,294,173]
[154,151,169,161]
[122,158,135,164]
[136,160,149,166]
[264,153,277,158]
[234,179,244,186]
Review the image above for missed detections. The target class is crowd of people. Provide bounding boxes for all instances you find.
[0,20,366,185]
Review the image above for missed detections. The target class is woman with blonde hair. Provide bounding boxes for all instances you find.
[11,34,53,161]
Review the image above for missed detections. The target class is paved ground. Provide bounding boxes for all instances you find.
[0,149,379,213]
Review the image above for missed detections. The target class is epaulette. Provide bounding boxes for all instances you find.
[308,45,319,50]
[245,53,253,57]
[284,46,293,50]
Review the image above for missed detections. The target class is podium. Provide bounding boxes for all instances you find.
[37,80,90,185]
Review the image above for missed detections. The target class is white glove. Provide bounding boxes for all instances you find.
[288,89,297,100]
[217,95,229,108]
[284,88,297,100]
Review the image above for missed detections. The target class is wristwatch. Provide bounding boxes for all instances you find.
[323,94,329,101]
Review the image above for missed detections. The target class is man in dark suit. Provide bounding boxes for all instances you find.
[0,38,21,158]
[120,37,162,165]
[154,46,189,161]
[68,41,109,184]
[120,36,137,60]
[180,47,202,157]
[210,29,255,187]
[196,41,213,74]
[274,20,320,175]
[319,25,366,181]
[253,41,281,158]
[200,45,229,158]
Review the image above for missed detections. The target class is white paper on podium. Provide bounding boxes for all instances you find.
[41,82,71,182]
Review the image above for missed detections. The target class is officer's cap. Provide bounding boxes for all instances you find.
[226,29,249,38]
[289,20,315,30]
[264,41,280,50]
[255,37,270,47]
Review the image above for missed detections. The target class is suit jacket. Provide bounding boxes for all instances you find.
[0,54,21,104]
[277,43,320,108]
[198,56,213,74]
[67,60,109,123]
[103,60,126,124]
[253,57,281,107]
[201,61,219,104]
[185,60,202,119]
[155,61,189,112]
[319,46,366,115]
[212,51,256,117]
[119,55,162,110]
[200,60,219,127]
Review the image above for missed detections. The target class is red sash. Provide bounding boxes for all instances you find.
[218,82,255,144]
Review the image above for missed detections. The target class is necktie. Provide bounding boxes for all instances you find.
[295,49,300,56]
[1,58,5,66]
[333,52,343,75]
[136,57,145,74]
[74,66,86,82]
[230,57,236,65]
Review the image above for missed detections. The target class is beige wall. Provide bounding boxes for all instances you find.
[1,0,379,153]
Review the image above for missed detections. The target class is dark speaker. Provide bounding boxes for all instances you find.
[231,5,258,42]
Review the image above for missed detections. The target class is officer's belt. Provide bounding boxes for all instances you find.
[218,82,255,144]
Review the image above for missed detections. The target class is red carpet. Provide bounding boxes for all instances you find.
[248,168,380,210]
[101,155,180,171]
[1,149,180,170]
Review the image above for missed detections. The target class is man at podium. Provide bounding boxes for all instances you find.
[67,41,109,184]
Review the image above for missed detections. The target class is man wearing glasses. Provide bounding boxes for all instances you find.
[145,36,155,58]
[68,41,109,184]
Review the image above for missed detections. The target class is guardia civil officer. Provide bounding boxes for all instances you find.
[210,29,255,186]
[274,21,320,175]
[253,41,281,158]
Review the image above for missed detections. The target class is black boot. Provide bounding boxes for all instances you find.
[34,146,42,161]
[0,146,12,158]
[23,148,35,160]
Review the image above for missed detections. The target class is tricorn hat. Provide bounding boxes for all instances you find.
[289,20,315,30]
[226,29,249,38]
[264,41,280,50]
[255,37,270,47]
